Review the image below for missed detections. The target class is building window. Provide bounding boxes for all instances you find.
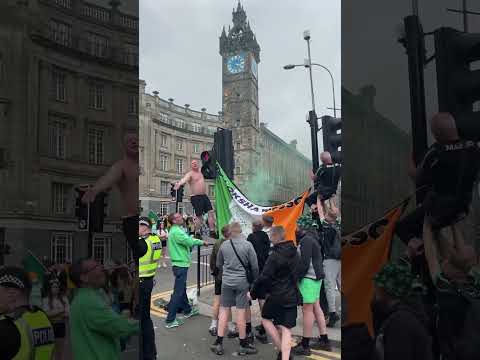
[160,154,169,171]
[193,143,200,154]
[54,0,72,9]
[209,185,215,197]
[160,113,168,123]
[192,123,201,133]
[176,119,185,129]
[160,203,169,216]
[88,128,104,165]
[208,126,216,135]
[87,32,109,58]
[160,181,169,196]
[89,82,104,109]
[48,121,66,159]
[51,68,66,102]
[176,159,184,174]
[51,232,72,264]
[93,235,111,265]
[161,134,168,148]
[52,182,70,214]
[49,20,72,47]
[176,139,183,151]
[123,43,138,66]
[236,142,241,149]
[128,94,137,114]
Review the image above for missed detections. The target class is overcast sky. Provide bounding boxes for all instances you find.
[139,0,341,158]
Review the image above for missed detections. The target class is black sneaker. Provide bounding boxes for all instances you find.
[291,343,311,356]
[227,330,239,338]
[255,332,268,344]
[238,343,258,355]
[209,327,217,336]
[327,312,340,327]
[247,333,255,344]
[311,338,332,352]
[210,343,224,355]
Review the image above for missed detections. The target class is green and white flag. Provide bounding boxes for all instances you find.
[214,164,309,241]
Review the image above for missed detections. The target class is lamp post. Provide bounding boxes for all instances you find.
[283,62,337,119]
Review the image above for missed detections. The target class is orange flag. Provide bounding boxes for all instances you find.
[342,203,406,335]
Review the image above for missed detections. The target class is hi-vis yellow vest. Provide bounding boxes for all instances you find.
[139,234,162,278]
[1,307,55,360]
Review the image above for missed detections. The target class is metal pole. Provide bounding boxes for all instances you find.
[312,63,337,119]
[306,38,316,112]
[197,246,201,296]
[87,202,93,258]
[463,0,469,32]
[412,0,419,16]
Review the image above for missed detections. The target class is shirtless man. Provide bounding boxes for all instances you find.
[81,132,143,259]
[174,160,216,236]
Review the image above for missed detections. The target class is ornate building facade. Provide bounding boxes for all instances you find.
[0,0,138,266]
[139,3,311,216]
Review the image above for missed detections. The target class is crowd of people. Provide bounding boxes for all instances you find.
[343,112,480,360]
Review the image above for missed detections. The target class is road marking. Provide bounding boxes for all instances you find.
[308,350,341,360]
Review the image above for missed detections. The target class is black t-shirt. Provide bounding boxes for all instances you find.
[418,141,480,199]
[0,318,21,359]
[314,164,341,193]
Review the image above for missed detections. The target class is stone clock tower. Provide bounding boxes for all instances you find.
[220,1,260,193]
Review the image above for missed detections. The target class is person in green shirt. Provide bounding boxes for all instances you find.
[165,212,205,328]
[69,258,139,360]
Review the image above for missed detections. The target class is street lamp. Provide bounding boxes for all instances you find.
[283,62,337,119]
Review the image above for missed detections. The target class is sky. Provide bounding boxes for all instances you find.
[139,0,341,158]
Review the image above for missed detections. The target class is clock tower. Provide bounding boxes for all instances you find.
[220,1,260,192]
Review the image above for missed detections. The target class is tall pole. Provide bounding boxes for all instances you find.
[306,37,316,112]
[463,0,469,32]
[311,63,336,119]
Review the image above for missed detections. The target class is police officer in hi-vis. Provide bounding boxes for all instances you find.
[138,217,162,360]
[0,266,55,359]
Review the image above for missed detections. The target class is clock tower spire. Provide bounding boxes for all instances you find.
[220,2,260,193]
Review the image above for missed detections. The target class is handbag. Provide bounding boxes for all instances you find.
[230,240,254,285]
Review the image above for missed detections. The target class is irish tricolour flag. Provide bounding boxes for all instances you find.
[214,164,309,241]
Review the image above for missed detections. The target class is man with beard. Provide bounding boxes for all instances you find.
[371,262,433,360]
[82,132,142,259]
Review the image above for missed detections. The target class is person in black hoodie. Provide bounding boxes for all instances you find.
[251,226,300,360]
[292,215,332,356]
[371,261,433,360]
[247,219,271,343]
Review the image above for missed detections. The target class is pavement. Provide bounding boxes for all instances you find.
[151,246,341,359]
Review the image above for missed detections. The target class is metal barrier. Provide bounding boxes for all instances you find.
[196,245,214,296]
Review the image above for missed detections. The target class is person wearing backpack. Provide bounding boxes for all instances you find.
[320,209,341,327]
[423,218,480,360]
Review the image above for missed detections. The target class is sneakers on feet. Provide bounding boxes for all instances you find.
[209,327,217,336]
[327,312,340,327]
[247,333,255,345]
[255,332,268,344]
[183,307,200,319]
[291,343,311,356]
[210,343,224,355]
[227,330,239,338]
[165,318,184,329]
[311,337,332,352]
[238,343,258,356]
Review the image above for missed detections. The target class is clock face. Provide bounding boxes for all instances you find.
[227,54,245,74]
[251,56,258,79]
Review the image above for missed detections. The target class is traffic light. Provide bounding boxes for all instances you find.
[321,115,342,163]
[176,184,184,202]
[170,183,176,200]
[75,188,89,231]
[201,150,217,179]
[214,129,234,179]
[90,192,107,233]
[434,27,480,140]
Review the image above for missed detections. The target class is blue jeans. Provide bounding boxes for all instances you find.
[166,266,191,323]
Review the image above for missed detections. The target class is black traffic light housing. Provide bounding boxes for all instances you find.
[75,188,89,231]
[435,27,480,140]
[90,192,107,233]
[214,129,234,180]
[170,183,184,203]
[201,150,217,179]
[321,115,342,163]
